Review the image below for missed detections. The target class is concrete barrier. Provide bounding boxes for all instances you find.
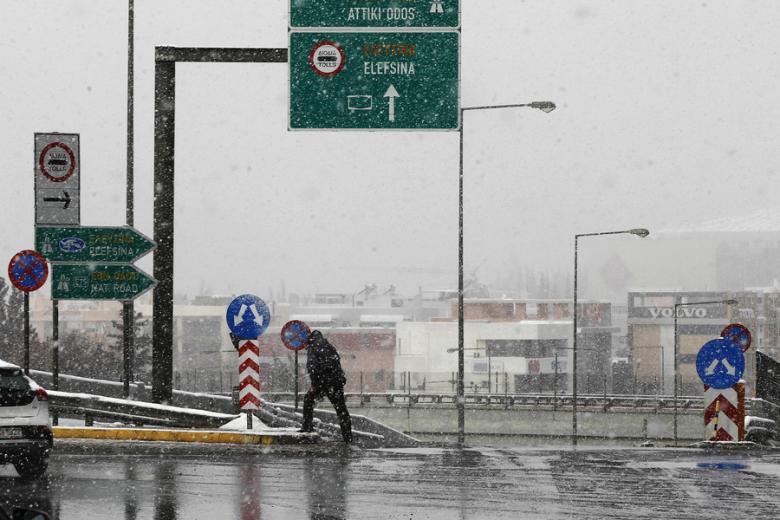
[354,404,704,441]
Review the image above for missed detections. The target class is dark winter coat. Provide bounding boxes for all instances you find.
[306,332,347,389]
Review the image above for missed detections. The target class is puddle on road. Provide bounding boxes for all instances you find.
[632,458,780,476]
[695,461,749,471]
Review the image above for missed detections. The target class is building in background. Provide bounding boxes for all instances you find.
[28,291,620,396]
[626,289,780,397]
[29,297,123,345]
[395,299,614,395]
[257,327,396,393]
[138,290,431,394]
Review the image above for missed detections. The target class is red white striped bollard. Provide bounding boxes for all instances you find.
[704,380,745,441]
[238,339,261,429]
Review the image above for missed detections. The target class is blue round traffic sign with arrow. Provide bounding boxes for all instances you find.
[696,338,745,389]
[226,294,271,340]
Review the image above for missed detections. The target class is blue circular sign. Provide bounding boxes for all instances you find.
[721,323,752,352]
[281,320,311,351]
[226,294,271,340]
[7,250,48,292]
[696,338,745,389]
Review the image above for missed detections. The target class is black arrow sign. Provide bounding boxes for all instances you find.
[43,191,71,210]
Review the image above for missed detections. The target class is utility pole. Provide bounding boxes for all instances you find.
[123,0,135,399]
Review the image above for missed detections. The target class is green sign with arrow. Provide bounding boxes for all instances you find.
[51,264,156,301]
[36,226,156,264]
[289,31,459,130]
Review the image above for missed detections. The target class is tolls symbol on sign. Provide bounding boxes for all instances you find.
[39,142,76,182]
[309,40,345,77]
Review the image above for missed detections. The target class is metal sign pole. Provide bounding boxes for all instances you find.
[280,320,309,412]
[52,299,59,425]
[123,305,134,399]
[152,47,287,404]
[23,292,29,375]
[123,0,135,401]
[294,350,300,412]
[8,251,48,376]
[554,352,558,411]
[52,300,59,389]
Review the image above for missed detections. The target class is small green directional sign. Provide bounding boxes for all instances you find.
[290,0,460,29]
[36,226,156,264]
[289,31,459,130]
[52,264,156,301]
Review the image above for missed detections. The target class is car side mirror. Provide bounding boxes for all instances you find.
[13,508,49,520]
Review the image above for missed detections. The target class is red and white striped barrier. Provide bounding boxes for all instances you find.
[238,340,261,410]
[704,381,745,441]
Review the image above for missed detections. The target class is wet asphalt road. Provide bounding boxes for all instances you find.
[1,444,780,520]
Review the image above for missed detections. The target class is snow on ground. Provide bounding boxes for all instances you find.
[57,417,130,428]
[48,390,235,418]
[219,413,299,434]
[56,413,302,435]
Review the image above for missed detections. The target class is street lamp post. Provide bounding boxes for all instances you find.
[572,228,649,447]
[487,348,492,393]
[672,298,738,446]
[457,101,555,445]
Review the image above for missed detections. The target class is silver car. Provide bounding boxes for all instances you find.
[0,361,52,478]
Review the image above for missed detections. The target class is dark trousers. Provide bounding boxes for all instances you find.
[301,384,352,442]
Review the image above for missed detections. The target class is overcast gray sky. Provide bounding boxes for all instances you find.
[2,0,779,300]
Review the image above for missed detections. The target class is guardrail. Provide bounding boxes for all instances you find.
[49,390,237,429]
[259,392,724,412]
[47,389,417,447]
[31,369,725,414]
[35,368,752,433]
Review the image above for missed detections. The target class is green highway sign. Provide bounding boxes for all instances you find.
[52,264,156,301]
[289,31,459,130]
[290,0,459,29]
[35,226,156,264]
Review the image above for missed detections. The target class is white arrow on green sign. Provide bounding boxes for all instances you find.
[36,226,156,263]
[289,31,460,130]
[52,264,156,301]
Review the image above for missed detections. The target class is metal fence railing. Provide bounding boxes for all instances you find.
[171,368,709,402]
[260,391,722,413]
[48,390,236,428]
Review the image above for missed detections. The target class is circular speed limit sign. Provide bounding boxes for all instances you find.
[39,142,77,182]
[309,40,346,77]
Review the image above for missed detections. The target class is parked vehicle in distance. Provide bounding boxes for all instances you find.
[0,360,52,478]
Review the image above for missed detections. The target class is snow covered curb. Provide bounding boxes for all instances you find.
[219,413,297,433]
